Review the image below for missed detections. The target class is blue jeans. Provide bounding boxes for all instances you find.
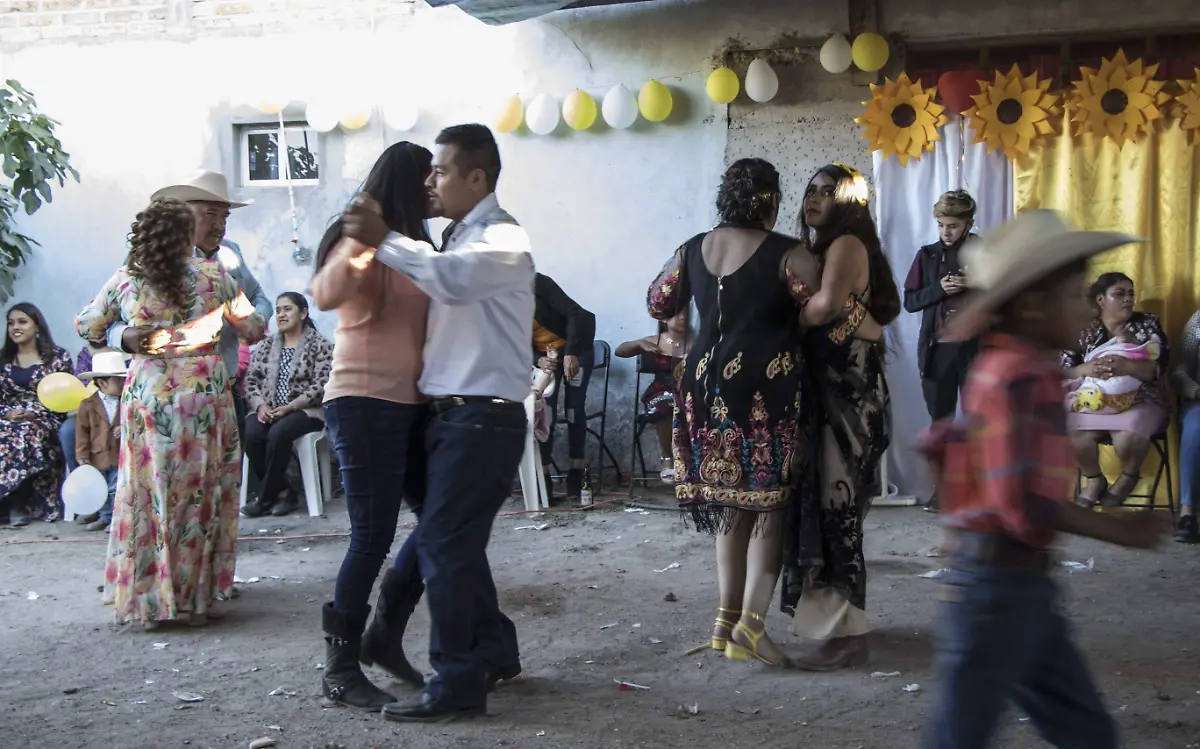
[59,416,78,474]
[539,348,595,464]
[1180,401,1200,510]
[100,467,117,523]
[419,401,526,709]
[324,397,427,613]
[928,545,1117,749]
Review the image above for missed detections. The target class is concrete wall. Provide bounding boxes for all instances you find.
[2,0,1197,486]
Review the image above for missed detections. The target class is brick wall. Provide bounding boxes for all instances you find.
[0,0,417,46]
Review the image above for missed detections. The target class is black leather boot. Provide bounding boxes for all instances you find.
[321,602,397,710]
[360,568,425,688]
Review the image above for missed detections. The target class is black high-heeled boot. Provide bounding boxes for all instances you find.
[321,602,397,710]
[360,568,425,688]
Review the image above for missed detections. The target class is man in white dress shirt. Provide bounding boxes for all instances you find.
[344,124,534,722]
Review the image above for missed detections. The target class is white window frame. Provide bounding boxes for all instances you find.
[238,122,321,188]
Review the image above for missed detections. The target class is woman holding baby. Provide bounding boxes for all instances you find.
[1062,272,1169,507]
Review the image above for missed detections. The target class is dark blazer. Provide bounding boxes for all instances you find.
[903,236,977,376]
[534,273,596,357]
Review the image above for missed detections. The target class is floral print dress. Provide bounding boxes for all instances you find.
[76,258,264,624]
[0,347,73,520]
[647,231,811,532]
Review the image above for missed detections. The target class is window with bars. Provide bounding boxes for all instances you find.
[238,123,321,187]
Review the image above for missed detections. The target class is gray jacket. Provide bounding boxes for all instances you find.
[106,239,271,378]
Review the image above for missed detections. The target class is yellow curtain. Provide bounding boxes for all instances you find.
[1015,111,1200,508]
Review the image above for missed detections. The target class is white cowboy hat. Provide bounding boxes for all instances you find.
[151,169,252,208]
[944,210,1142,341]
[79,351,131,380]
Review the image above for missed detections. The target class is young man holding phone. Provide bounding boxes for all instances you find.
[904,191,979,511]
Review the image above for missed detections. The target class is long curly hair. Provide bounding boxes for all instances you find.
[798,164,901,325]
[127,198,195,309]
[716,158,780,228]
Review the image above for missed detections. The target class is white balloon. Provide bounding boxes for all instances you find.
[820,34,854,74]
[744,59,779,103]
[601,84,639,129]
[62,465,109,517]
[525,93,560,135]
[304,101,340,133]
[383,101,419,132]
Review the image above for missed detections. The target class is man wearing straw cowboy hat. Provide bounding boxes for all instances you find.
[106,170,272,436]
[916,210,1164,748]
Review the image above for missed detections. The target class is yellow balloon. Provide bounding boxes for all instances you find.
[563,90,598,130]
[37,372,88,413]
[706,67,740,104]
[256,100,288,115]
[638,79,673,123]
[494,94,524,134]
[340,110,372,131]
[851,32,890,73]
[85,382,98,396]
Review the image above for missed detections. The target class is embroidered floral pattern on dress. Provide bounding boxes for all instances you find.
[828,294,869,345]
[699,426,744,487]
[766,351,795,380]
[695,351,710,379]
[785,268,813,305]
[722,352,744,379]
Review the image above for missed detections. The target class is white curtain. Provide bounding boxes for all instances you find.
[873,117,1014,499]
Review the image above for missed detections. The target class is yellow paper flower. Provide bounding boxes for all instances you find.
[963,65,1060,161]
[1175,68,1200,145]
[856,74,947,166]
[1069,49,1170,145]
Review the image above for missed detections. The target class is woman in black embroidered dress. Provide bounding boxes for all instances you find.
[783,164,898,671]
[647,159,820,668]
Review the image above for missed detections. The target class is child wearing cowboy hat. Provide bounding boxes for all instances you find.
[74,351,130,532]
[916,210,1164,749]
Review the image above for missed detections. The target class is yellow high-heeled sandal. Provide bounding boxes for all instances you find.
[724,611,780,666]
[685,607,741,655]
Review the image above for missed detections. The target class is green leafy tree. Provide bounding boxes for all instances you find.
[0,79,79,303]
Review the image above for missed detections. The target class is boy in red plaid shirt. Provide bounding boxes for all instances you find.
[918,210,1163,749]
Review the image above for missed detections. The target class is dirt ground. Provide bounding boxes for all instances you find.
[2,486,1198,749]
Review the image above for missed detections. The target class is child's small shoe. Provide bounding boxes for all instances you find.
[87,519,111,532]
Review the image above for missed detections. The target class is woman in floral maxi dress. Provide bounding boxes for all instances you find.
[76,199,265,626]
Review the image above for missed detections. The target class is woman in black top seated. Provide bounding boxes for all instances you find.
[532,273,596,502]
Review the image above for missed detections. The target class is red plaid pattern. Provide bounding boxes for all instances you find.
[921,333,1074,549]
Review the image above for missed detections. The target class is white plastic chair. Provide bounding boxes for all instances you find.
[518,373,556,512]
[240,429,332,517]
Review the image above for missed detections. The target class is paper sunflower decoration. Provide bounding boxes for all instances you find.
[856,74,948,166]
[1175,68,1200,145]
[963,65,1060,161]
[1069,49,1170,145]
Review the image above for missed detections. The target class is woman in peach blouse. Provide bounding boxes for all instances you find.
[310,142,433,710]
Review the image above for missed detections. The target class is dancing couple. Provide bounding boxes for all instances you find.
[312,124,533,722]
[649,160,897,669]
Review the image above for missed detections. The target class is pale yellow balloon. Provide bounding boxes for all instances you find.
[340,110,372,131]
[494,95,524,133]
[851,32,889,73]
[563,90,598,130]
[706,67,740,104]
[37,372,88,413]
[638,79,673,123]
[256,100,288,115]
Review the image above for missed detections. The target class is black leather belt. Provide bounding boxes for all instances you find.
[429,396,519,414]
[946,530,1053,572]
